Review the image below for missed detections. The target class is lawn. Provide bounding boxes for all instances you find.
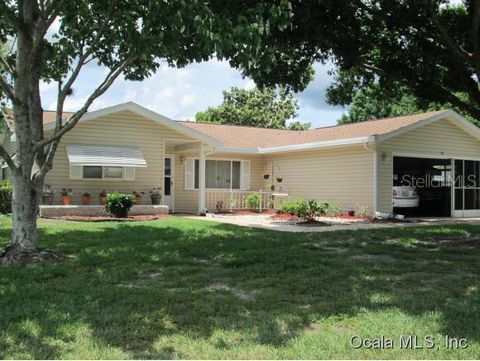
[1,216,480,359]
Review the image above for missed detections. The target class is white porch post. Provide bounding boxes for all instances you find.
[198,146,206,215]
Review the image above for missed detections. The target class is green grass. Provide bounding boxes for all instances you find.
[1,216,480,359]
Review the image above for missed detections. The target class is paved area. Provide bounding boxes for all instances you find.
[185,214,480,232]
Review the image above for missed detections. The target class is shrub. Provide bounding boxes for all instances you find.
[105,192,134,218]
[245,192,261,210]
[279,196,303,214]
[357,204,370,218]
[325,201,343,216]
[284,199,330,222]
[0,180,12,214]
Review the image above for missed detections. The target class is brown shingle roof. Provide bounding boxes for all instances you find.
[5,109,74,130]
[14,108,447,149]
[179,110,447,148]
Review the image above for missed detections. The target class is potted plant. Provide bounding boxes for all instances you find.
[347,207,355,217]
[150,188,162,205]
[262,173,270,180]
[133,191,144,205]
[41,185,54,205]
[61,188,72,205]
[81,192,91,205]
[276,177,283,182]
[99,190,107,205]
[105,192,134,218]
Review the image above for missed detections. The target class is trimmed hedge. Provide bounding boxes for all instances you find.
[0,180,12,214]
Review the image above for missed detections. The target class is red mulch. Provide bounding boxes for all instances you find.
[333,214,366,220]
[47,214,169,222]
[270,213,299,221]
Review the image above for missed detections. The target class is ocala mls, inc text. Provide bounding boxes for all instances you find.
[350,335,468,350]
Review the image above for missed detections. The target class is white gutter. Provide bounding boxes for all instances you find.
[216,136,374,154]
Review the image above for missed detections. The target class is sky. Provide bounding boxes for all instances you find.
[40,59,346,129]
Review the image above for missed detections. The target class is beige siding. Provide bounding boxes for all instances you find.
[174,152,264,213]
[264,145,374,213]
[377,118,480,213]
[45,110,196,205]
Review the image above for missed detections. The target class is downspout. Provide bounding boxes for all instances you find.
[363,136,378,215]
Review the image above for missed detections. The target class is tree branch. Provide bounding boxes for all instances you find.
[0,76,16,102]
[0,143,16,170]
[430,12,475,69]
[37,55,136,174]
[0,55,15,77]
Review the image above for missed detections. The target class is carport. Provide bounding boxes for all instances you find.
[393,156,451,217]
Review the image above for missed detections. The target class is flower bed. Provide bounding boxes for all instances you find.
[46,214,169,222]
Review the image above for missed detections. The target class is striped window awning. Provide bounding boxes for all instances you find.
[66,145,147,167]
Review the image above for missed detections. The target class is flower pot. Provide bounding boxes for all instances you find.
[151,194,162,205]
[348,210,355,217]
[81,196,91,205]
[263,174,270,179]
[62,195,72,205]
[134,195,142,205]
[99,196,106,205]
[41,195,53,205]
[276,177,283,183]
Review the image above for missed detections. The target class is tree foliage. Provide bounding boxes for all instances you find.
[247,0,480,122]
[195,86,310,129]
[330,82,443,124]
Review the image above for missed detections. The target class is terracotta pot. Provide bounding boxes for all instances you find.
[134,195,142,205]
[81,196,91,205]
[99,196,106,205]
[61,195,71,205]
[42,195,53,205]
[151,194,162,205]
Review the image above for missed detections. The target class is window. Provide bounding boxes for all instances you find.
[104,167,123,179]
[185,158,249,190]
[83,166,102,179]
[71,165,135,180]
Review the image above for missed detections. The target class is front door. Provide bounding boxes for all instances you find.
[164,155,174,211]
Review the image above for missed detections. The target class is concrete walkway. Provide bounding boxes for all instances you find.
[185,215,480,233]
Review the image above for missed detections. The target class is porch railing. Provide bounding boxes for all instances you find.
[206,190,272,212]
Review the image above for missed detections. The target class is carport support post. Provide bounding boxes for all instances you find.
[198,146,206,215]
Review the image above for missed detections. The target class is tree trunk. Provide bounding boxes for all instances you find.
[10,173,42,253]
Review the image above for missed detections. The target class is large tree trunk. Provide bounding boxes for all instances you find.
[10,173,42,252]
[0,0,47,264]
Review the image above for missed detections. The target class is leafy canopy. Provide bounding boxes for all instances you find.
[330,82,444,124]
[248,0,480,122]
[195,86,310,130]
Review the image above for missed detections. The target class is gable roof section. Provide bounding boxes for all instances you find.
[43,102,223,146]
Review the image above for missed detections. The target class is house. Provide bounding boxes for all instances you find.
[2,102,480,217]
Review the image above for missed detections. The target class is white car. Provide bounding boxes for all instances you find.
[392,186,419,208]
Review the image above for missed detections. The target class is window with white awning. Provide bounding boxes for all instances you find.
[66,145,147,181]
